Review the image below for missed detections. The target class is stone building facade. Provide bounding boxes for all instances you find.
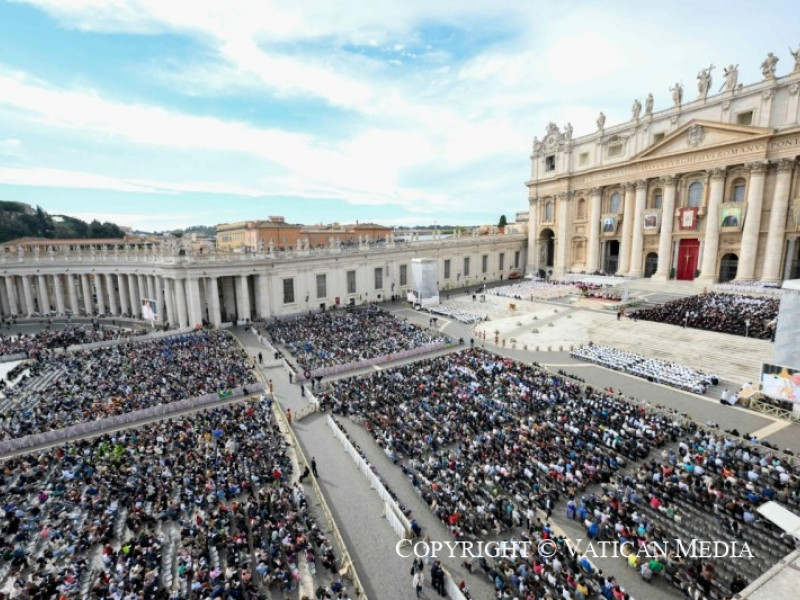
[527,50,800,283]
[0,233,526,323]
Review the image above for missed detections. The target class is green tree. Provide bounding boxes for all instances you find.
[498,214,508,228]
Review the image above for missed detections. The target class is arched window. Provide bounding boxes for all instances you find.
[687,181,703,207]
[731,178,746,203]
[609,192,621,213]
[650,189,663,210]
[544,201,554,222]
[577,198,586,219]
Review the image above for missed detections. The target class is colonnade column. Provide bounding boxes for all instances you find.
[5,277,19,315]
[95,274,106,315]
[146,276,155,302]
[118,275,130,316]
[586,188,602,273]
[736,161,769,280]
[653,176,677,280]
[698,168,727,283]
[256,274,270,318]
[761,158,795,282]
[0,281,10,315]
[628,180,648,277]
[21,275,35,316]
[155,276,164,323]
[105,274,118,315]
[128,275,139,318]
[236,275,251,322]
[175,278,188,328]
[67,275,80,315]
[37,274,51,314]
[208,277,222,327]
[81,274,93,315]
[526,197,540,276]
[164,278,176,327]
[186,277,202,326]
[53,274,65,314]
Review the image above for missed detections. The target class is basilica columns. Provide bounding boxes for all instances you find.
[236,275,252,322]
[628,180,648,277]
[526,197,540,276]
[118,275,130,316]
[95,274,106,315]
[105,274,118,315]
[164,278,176,327]
[587,188,602,273]
[175,278,188,327]
[618,182,636,274]
[36,274,51,314]
[81,274,93,315]
[5,277,18,315]
[53,274,65,314]
[652,176,677,280]
[67,275,80,315]
[761,158,795,282]
[21,275,35,316]
[256,274,270,318]
[155,276,164,323]
[186,277,203,326]
[554,192,571,277]
[698,168,727,283]
[736,161,769,280]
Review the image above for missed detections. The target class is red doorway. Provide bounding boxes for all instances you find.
[677,239,700,280]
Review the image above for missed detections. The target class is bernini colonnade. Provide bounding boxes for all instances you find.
[0,234,528,323]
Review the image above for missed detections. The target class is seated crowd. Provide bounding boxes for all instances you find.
[0,331,257,441]
[0,399,343,598]
[630,293,778,339]
[567,428,800,599]
[427,304,484,324]
[490,280,581,301]
[0,325,147,358]
[571,345,719,394]
[263,306,445,372]
[715,281,782,297]
[324,349,685,542]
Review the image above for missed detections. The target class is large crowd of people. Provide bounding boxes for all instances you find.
[490,280,581,301]
[571,345,719,394]
[263,306,445,372]
[0,325,148,358]
[0,399,343,598]
[568,428,799,599]
[630,293,779,339]
[0,331,257,441]
[324,349,686,541]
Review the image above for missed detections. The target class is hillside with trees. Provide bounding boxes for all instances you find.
[0,201,125,244]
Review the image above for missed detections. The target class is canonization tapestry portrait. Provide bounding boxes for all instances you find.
[601,215,618,234]
[643,211,660,233]
[719,203,745,232]
[678,207,698,230]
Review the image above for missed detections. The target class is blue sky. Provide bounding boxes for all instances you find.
[0,1,799,231]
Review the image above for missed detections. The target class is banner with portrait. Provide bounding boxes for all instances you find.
[601,214,618,235]
[643,210,660,233]
[678,206,698,231]
[719,203,744,232]
[142,299,158,321]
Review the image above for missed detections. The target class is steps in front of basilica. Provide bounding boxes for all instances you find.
[582,315,773,387]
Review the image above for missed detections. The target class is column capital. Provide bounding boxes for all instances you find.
[557,191,573,201]
[661,175,676,187]
[635,179,648,190]
[624,181,636,191]
[747,160,769,174]
[590,187,603,197]
[708,167,727,180]
[776,157,796,172]
[528,196,539,206]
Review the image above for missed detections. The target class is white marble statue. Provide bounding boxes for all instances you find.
[790,43,800,73]
[670,82,683,107]
[596,112,606,131]
[697,65,714,100]
[721,64,739,92]
[644,93,654,116]
[564,122,573,139]
[761,52,778,79]
[631,98,642,120]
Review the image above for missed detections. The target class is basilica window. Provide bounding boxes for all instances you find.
[609,192,621,214]
[687,181,703,207]
[544,201,554,222]
[576,198,587,219]
[650,189,663,210]
[731,178,746,203]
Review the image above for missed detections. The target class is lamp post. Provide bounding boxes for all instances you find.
[745,319,750,338]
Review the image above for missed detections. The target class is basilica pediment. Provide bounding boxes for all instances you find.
[635,120,772,159]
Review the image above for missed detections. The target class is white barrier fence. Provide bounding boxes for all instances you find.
[0,382,265,457]
[328,416,411,540]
